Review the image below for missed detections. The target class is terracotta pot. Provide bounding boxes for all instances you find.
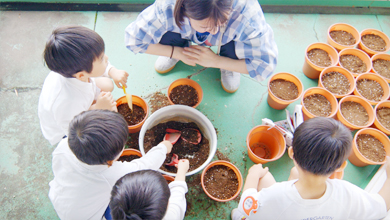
[201,160,243,202]
[358,29,390,57]
[336,95,375,130]
[327,23,360,51]
[318,66,355,98]
[373,100,390,135]
[167,78,203,108]
[162,174,175,184]
[267,72,304,110]
[301,87,339,121]
[353,73,390,105]
[371,53,390,83]
[118,149,142,162]
[302,43,339,79]
[246,125,286,164]
[338,48,372,77]
[329,161,348,179]
[117,95,149,133]
[349,127,390,167]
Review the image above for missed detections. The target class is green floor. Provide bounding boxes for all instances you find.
[0,10,389,219]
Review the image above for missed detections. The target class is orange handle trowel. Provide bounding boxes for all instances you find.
[122,85,133,111]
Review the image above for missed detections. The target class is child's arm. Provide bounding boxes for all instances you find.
[378,156,390,211]
[243,164,269,192]
[108,67,129,88]
[89,91,117,111]
[175,159,190,181]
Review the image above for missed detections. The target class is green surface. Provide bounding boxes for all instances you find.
[1,10,390,219]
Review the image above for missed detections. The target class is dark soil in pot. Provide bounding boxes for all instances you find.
[144,121,209,173]
[339,55,367,74]
[269,79,299,100]
[361,34,387,52]
[321,71,350,95]
[118,155,141,162]
[203,165,239,200]
[356,79,383,102]
[373,59,390,79]
[303,94,332,117]
[330,30,356,45]
[356,134,386,162]
[170,85,198,107]
[340,101,369,126]
[126,132,140,150]
[307,48,332,67]
[118,104,146,126]
[377,107,390,130]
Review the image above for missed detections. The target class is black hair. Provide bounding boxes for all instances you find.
[292,117,352,175]
[110,170,171,220]
[68,110,128,165]
[43,25,105,78]
[174,0,232,29]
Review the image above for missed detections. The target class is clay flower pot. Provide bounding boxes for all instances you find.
[162,174,175,184]
[318,66,355,98]
[329,161,348,179]
[302,43,339,79]
[371,53,390,83]
[201,160,243,202]
[246,125,286,164]
[358,29,390,57]
[267,72,303,110]
[301,87,339,121]
[338,48,372,77]
[167,78,203,108]
[327,23,360,51]
[353,73,390,105]
[373,100,390,135]
[336,95,375,130]
[118,149,142,162]
[117,95,149,133]
[349,127,390,167]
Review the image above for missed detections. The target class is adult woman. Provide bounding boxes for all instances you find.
[125,0,278,93]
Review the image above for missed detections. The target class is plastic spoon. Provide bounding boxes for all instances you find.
[122,85,133,111]
[165,153,179,166]
[164,128,181,144]
[180,128,202,145]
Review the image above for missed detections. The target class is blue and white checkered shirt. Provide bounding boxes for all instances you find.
[125,0,278,81]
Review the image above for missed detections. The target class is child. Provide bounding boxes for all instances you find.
[232,117,390,220]
[48,110,173,220]
[110,159,189,220]
[38,25,129,145]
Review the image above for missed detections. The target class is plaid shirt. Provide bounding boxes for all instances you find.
[125,0,278,81]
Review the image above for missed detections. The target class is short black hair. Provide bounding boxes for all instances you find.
[110,170,171,220]
[174,0,232,29]
[68,110,128,165]
[292,117,352,175]
[43,25,105,78]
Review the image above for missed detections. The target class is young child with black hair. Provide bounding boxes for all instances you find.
[38,25,129,145]
[48,110,173,220]
[110,159,189,220]
[232,117,390,220]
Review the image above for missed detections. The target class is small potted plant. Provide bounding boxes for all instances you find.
[353,73,390,105]
[373,100,390,135]
[338,48,372,77]
[358,29,390,57]
[301,87,339,121]
[201,160,243,202]
[246,125,286,164]
[371,53,390,83]
[336,95,375,130]
[267,72,303,110]
[117,95,149,133]
[318,66,355,99]
[167,78,203,108]
[327,23,360,51]
[118,149,142,162]
[349,127,390,167]
[302,42,339,79]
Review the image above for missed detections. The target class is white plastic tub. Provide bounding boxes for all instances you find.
[139,105,218,176]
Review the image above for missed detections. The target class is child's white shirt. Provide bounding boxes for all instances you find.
[48,138,167,220]
[234,179,387,220]
[163,181,188,220]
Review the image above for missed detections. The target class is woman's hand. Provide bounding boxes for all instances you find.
[172,46,196,66]
[182,45,220,68]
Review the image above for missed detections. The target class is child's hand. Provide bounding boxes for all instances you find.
[248,164,269,179]
[95,92,116,111]
[108,67,129,88]
[160,140,173,153]
[175,159,189,181]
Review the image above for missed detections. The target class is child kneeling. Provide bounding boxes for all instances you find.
[110,160,189,220]
[233,117,390,220]
[48,110,173,220]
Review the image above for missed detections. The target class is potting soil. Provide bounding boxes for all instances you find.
[373,59,390,79]
[170,85,199,107]
[357,134,386,162]
[203,165,239,200]
[303,94,332,117]
[340,101,369,126]
[361,34,387,51]
[377,107,390,130]
[321,71,350,95]
[307,48,332,67]
[118,155,140,162]
[356,79,384,102]
[269,79,299,100]
[339,55,367,74]
[330,30,356,45]
[117,104,146,125]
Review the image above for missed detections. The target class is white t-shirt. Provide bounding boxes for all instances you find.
[163,181,188,220]
[48,138,167,220]
[234,179,387,220]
